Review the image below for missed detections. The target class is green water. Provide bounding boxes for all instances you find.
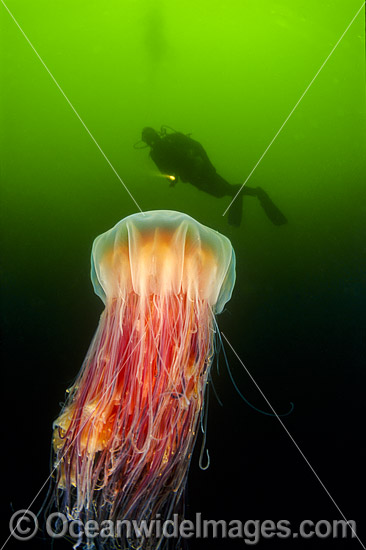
[1,1,365,547]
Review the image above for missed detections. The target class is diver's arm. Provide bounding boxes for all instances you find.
[151,153,178,186]
[150,148,176,182]
[150,150,167,174]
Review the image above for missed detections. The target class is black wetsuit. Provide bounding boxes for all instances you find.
[150,132,254,198]
[148,132,287,226]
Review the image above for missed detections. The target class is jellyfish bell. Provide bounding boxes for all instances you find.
[52,210,235,547]
[91,210,235,311]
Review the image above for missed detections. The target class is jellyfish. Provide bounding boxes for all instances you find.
[52,210,235,548]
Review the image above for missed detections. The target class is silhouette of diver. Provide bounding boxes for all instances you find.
[141,127,287,227]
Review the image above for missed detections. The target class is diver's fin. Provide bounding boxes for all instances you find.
[227,194,243,227]
[256,188,288,226]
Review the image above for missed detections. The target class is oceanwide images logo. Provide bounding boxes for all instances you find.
[9,511,357,545]
[9,510,39,541]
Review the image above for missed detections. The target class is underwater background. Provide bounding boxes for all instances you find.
[1,1,365,549]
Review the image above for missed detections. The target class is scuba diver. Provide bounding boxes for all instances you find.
[140,126,287,227]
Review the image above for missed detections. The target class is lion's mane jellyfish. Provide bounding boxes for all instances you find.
[52,210,235,547]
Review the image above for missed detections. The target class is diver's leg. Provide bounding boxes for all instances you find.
[255,187,288,225]
[229,185,287,225]
[227,193,243,227]
[198,173,251,199]
[207,174,234,198]
[241,185,258,196]
[227,184,261,197]
[198,176,243,226]
[234,185,270,197]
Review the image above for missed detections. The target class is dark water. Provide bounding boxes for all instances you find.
[1,1,365,549]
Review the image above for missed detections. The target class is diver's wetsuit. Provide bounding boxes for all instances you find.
[146,131,287,227]
[150,132,256,198]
